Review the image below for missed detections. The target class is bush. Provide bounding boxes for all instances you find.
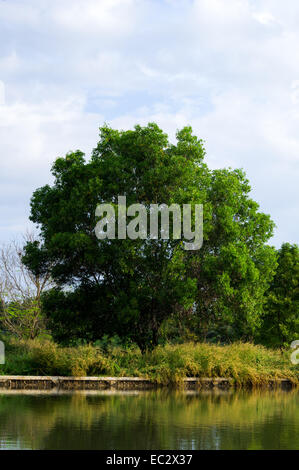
[0,337,297,386]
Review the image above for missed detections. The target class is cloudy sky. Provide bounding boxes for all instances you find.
[0,0,298,246]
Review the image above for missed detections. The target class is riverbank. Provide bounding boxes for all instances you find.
[0,375,296,391]
[0,337,298,388]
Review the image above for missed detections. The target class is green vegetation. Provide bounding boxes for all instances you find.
[261,243,299,348]
[0,123,298,381]
[21,123,287,350]
[1,336,297,386]
[0,239,51,339]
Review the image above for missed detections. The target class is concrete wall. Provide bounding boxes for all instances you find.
[0,375,295,390]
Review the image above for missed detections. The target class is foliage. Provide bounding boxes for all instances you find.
[0,336,297,386]
[260,243,299,348]
[0,299,47,340]
[23,123,277,348]
[23,124,205,349]
[0,238,51,339]
[185,168,277,342]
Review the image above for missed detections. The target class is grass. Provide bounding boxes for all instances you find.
[0,336,298,387]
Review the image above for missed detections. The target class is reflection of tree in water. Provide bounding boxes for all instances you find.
[0,390,298,449]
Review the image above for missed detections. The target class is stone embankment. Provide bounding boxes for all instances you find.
[0,375,295,390]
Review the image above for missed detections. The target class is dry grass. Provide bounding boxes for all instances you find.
[1,337,298,387]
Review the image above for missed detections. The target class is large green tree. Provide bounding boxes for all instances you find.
[23,123,276,349]
[23,124,206,349]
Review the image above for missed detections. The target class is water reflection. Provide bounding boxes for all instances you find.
[0,389,298,450]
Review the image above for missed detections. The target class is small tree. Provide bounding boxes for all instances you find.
[0,233,52,339]
[260,243,299,348]
[187,168,277,342]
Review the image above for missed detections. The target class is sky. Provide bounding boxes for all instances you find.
[0,0,298,247]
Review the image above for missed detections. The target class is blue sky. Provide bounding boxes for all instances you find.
[0,0,298,246]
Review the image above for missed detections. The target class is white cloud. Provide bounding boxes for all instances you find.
[51,0,137,35]
[0,51,20,74]
[252,11,277,25]
[0,81,5,105]
[0,1,39,25]
[0,88,104,241]
[0,0,298,246]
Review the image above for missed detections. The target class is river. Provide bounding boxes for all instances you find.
[0,389,298,450]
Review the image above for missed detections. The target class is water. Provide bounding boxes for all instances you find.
[0,389,298,450]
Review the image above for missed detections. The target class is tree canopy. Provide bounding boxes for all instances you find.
[261,243,299,348]
[23,123,279,349]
